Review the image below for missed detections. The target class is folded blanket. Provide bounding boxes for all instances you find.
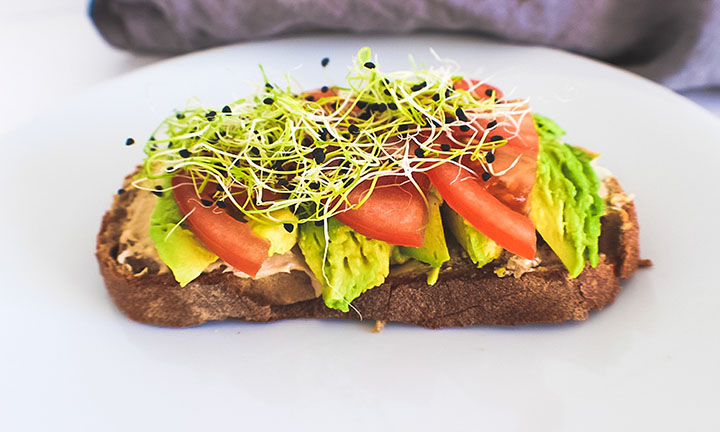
[90,0,720,90]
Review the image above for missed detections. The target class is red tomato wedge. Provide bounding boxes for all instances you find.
[453,78,504,100]
[438,99,538,214]
[171,175,271,277]
[426,162,537,259]
[460,101,538,214]
[334,174,429,248]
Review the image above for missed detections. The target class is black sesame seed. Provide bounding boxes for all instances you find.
[455,108,468,122]
[277,178,289,187]
[410,82,424,92]
[356,101,368,109]
[388,102,398,110]
[250,146,260,156]
[486,120,498,129]
[302,137,313,146]
[348,124,360,134]
[398,124,409,132]
[312,148,326,164]
[179,149,191,158]
[486,152,496,163]
[432,94,440,102]
[319,128,329,140]
[222,105,232,114]
[265,83,274,89]
[359,111,372,121]
[283,223,294,233]
[321,57,330,67]
[342,133,350,139]
[205,111,217,121]
[459,125,470,132]
[216,184,224,192]
[305,95,315,101]
[176,113,185,120]
[152,190,163,197]
[445,88,452,98]
[445,116,455,124]
[368,103,380,112]
[216,200,227,209]
[309,181,320,190]
[117,188,125,194]
[363,61,376,69]
[485,88,494,97]
[321,85,329,93]
[490,135,504,142]
[481,172,492,181]
[377,103,387,112]
[414,147,425,158]
[440,143,451,151]
[263,98,274,105]
[200,199,213,207]
[125,138,135,146]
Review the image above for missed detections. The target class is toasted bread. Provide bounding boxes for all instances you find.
[96,172,643,328]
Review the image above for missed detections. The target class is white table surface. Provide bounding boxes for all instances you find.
[1,0,719,138]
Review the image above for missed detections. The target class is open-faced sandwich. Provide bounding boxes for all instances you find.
[96,48,647,328]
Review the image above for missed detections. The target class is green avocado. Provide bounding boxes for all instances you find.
[298,218,392,312]
[443,206,502,268]
[530,114,605,278]
[148,183,218,287]
[248,208,298,256]
[397,190,451,284]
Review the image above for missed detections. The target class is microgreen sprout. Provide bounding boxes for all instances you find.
[134,47,530,224]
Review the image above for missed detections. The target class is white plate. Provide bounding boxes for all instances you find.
[1,34,719,431]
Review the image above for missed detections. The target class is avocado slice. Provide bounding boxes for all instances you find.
[443,206,503,268]
[148,181,218,287]
[248,208,298,256]
[397,191,451,283]
[298,218,392,312]
[530,114,605,278]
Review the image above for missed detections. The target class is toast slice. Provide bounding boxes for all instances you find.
[96,172,643,328]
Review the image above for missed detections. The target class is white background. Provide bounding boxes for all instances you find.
[1,0,719,138]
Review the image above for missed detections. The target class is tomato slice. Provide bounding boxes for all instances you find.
[453,78,504,100]
[426,162,537,259]
[453,101,539,214]
[334,174,429,248]
[171,175,270,277]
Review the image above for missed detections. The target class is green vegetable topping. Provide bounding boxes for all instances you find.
[134,47,518,226]
[443,206,502,268]
[530,114,605,278]
[396,189,451,284]
[148,181,218,286]
[298,218,392,312]
[247,208,298,256]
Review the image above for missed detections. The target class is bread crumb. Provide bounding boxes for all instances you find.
[372,320,387,333]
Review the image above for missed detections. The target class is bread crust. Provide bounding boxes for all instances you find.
[96,175,643,328]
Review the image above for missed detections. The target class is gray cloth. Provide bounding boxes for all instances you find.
[90,0,720,90]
